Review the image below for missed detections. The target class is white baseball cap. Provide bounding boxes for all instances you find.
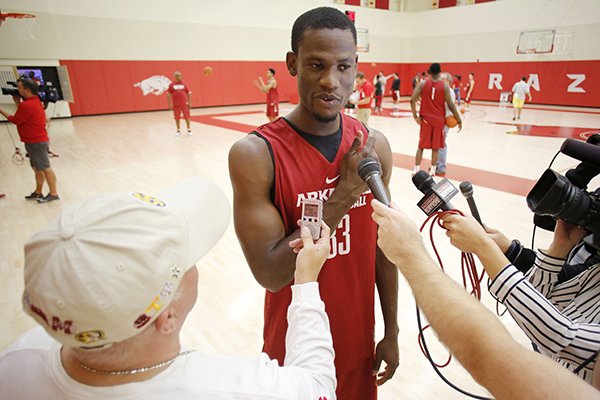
[22,177,230,349]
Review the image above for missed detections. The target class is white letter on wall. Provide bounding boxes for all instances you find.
[488,73,503,90]
[567,74,586,93]
[527,74,540,91]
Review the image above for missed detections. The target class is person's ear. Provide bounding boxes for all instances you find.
[154,307,178,335]
[286,51,297,77]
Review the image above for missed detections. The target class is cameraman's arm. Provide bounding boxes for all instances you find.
[443,214,600,372]
[0,107,10,120]
[490,263,600,371]
[524,220,586,297]
[2,102,30,126]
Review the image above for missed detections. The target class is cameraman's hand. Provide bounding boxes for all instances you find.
[484,225,512,253]
[441,213,493,255]
[12,95,20,105]
[547,219,586,259]
[294,222,331,284]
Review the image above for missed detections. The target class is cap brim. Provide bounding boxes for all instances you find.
[160,177,231,268]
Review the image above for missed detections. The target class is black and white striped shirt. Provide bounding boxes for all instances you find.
[489,249,600,383]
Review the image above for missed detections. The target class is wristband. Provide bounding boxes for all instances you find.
[504,239,522,262]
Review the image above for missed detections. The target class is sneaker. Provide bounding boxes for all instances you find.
[0,194,5,199]
[37,194,60,203]
[175,131,181,137]
[435,171,446,177]
[187,130,192,136]
[25,192,44,200]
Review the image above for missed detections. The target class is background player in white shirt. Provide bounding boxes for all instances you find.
[512,76,533,120]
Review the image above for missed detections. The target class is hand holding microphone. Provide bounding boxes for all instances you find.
[358,158,390,206]
[440,213,493,257]
[459,181,483,226]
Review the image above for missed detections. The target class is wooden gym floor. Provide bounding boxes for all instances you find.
[1,98,599,398]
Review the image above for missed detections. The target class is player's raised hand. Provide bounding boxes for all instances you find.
[336,130,377,200]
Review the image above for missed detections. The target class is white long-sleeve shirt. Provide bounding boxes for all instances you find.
[0,283,336,400]
[489,249,600,383]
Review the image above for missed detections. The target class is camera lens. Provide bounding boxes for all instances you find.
[527,169,600,232]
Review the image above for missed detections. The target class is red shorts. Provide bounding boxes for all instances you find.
[336,356,377,400]
[173,105,190,120]
[267,101,279,117]
[375,95,383,107]
[392,91,400,102]
[419,119,445,149]
[464,95,472,104]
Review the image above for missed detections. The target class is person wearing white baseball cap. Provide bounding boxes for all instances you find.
[0,177,337,400]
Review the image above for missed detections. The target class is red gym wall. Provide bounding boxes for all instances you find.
[61,59,599,116]
[60,60,302,116]
[400,60,599,108]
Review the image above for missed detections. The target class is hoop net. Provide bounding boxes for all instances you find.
[0,13,36,40]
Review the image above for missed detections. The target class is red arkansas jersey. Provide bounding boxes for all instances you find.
[266,81,279,105]
[419,78,446,127]
[167,82,189,107]
[253,114,377,375]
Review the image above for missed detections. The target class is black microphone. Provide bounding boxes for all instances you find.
[560,138,600,166]
[459,181,483,226]
[358,158,390,206]
[411,170,457,215]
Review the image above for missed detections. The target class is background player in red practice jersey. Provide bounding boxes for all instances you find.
[167,71,192,137]
[463,72,475,113]
[254,68,279,122]
[411,63,462,176]
[229,7,399,400]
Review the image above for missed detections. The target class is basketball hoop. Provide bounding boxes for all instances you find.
[0,11,36,40]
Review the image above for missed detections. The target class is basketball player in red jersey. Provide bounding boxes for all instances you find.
[254,68,279,122]
[464,72,475,113]
[229,7,399,400]
[167,71,192,137]
[411,63,461,175]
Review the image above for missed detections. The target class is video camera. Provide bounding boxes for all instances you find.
[1,81,20,97]
[527,135,600,248]
[1,79,59,108]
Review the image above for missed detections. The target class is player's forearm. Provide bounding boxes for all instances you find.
[243,232,301,292]
[376,248,399,336]
[448,102,461,122]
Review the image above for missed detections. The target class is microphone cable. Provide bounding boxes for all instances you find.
[3,123,24,165]
[415,209,492,400]
[531,148,562,250]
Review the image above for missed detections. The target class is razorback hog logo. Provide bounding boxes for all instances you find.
[133,75,172,96]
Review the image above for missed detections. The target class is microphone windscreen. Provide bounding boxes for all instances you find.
[358,158,381,180]
[459,181,473,197]
[412,170,435,193]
